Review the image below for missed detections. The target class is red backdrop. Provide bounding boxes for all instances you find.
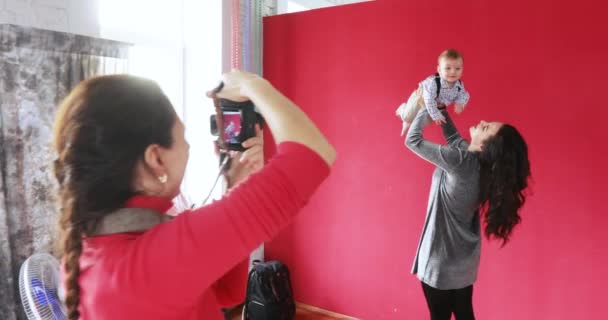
[263,0,607,318]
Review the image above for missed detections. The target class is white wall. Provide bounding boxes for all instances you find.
[0,0,100,37]
[277,0,370,14]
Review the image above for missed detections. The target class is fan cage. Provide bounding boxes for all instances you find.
[19,253,67,320]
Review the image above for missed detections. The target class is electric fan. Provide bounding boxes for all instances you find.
[19,253,67,320]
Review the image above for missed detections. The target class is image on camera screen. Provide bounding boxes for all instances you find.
[222,111,242,144]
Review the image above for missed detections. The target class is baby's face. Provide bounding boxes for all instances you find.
[437,57,463,83]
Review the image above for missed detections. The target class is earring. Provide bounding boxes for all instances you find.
[158,174,168,184]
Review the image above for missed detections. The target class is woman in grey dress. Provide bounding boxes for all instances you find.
[404,107,531,320]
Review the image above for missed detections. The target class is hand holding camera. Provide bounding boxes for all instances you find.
[207,70,265,152]
[206,69,262,101]
[222,125,265,188]
[208,69,336,166]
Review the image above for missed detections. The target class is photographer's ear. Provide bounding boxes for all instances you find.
[143,144,168,179]
[132,144,169,195]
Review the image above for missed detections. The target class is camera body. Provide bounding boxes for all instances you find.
[210,99,264,151]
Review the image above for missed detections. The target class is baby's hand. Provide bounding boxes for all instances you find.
[433,114,446,125]
[400,121,410,136]
[455,104,465,114]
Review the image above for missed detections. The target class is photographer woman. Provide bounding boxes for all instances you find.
[54,70,336,319]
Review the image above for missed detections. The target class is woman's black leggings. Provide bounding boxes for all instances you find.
[421,282,475,320]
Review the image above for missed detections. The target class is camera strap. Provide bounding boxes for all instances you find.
[210,82,227,151]
[188,82,232,207]
[200,154,231,206]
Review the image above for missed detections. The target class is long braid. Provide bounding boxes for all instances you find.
[62,223,83,320]
[55,145,83,320]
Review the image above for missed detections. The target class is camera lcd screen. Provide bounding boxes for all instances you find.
[222,111,242,144]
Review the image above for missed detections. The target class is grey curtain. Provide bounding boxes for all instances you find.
[0,24,130,320]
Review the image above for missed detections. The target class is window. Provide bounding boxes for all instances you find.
[98,0,225,205]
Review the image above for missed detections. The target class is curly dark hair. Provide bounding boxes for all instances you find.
[478,124,531,245]
[53,75,176,320]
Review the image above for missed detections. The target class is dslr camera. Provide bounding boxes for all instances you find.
[209,83,265,151]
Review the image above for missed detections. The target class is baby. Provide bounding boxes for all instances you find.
[396,49,470,135]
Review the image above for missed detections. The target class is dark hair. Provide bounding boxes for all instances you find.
[53,75,176,320]
[438,48,464,62]
[478,124,531,245]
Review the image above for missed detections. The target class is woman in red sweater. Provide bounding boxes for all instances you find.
[53,70,336,320]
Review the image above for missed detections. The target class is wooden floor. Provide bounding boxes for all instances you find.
[228,302,358,320]
[295,303,358,319]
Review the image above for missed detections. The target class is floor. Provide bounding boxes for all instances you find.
[228,302,358,320]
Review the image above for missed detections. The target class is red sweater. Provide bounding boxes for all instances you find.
[75,142,330,319]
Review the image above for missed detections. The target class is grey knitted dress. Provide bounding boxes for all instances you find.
[405,108,481,290]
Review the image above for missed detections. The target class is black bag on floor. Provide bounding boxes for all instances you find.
[243,260,296,320]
